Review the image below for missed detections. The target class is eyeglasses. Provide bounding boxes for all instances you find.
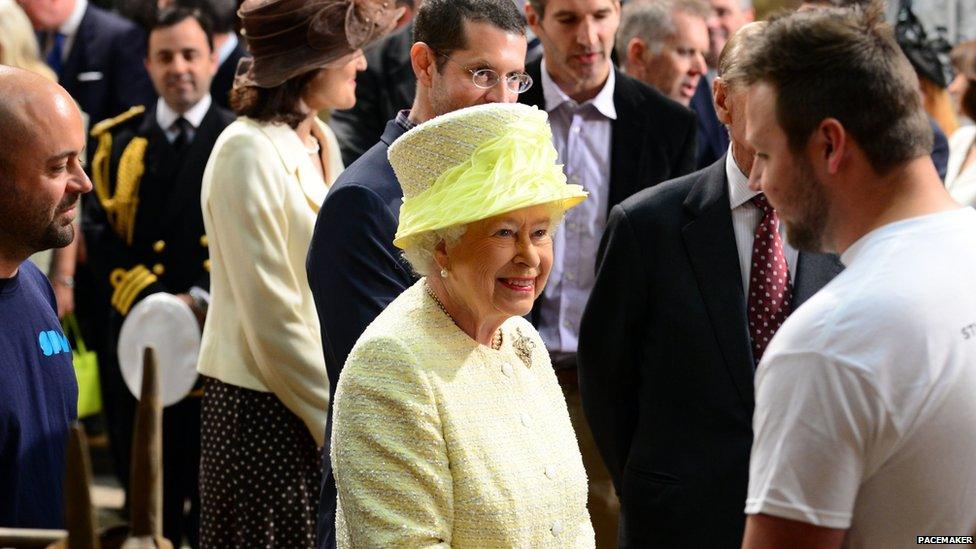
[434,51,534,94]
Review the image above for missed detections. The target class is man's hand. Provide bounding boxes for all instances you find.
[175,293,206,332]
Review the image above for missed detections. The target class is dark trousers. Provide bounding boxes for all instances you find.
[552,352,621,549]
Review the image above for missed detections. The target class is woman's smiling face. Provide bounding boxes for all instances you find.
[440,204,555,324]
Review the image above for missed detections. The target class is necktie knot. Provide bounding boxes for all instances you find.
[171,117,193,150]
[751,193,772,214]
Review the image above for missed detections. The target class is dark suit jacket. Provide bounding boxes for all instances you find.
[330,23,416,166]
[578,156,843,548]
[930,117,949,181]
[211,37,248,111]
[307,120,417,549]
[691,76,730,170]
[60,3,155,128]
[85,102,235,307]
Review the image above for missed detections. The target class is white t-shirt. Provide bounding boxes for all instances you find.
[746,208,976,547]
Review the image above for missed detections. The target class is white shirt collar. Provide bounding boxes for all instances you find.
[156,94,212,132]
[59,0,87,37]
[540,58,617,120]
[216,33,239,65]
[726,144,758,210]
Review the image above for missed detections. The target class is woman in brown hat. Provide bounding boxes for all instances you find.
[197,0,400,546]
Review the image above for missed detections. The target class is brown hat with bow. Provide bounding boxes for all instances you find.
[236,0,403,89]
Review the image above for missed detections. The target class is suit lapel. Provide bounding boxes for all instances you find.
[681,157,756,408]
[61,7,92,85]
[793,251,844,307]
[609,74,645,213]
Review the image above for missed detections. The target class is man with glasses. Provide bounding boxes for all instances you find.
[305,1,530,548]
[519,0,698,544]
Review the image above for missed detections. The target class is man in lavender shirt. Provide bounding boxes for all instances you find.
[519,0,698,544]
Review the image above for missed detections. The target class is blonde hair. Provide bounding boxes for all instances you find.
[0,0,58,82]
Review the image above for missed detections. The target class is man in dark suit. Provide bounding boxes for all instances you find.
[578,22,842,548]
[306,1,531,547]
[84,8,233,547]
[329,21,416,166]
[19,0,155,129]
[520,0,697,544]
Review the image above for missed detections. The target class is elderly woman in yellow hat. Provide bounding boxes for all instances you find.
[330,102,594,547]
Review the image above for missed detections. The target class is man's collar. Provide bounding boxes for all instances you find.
[156,94,212,131]
[216,33,239,66]
[726,144,758,210]
[540,58,617,120]
[60,0,87,37]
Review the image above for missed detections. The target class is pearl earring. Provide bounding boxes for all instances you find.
[440,268,449,278]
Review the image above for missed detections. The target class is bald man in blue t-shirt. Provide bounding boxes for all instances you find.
[0,66,92,528]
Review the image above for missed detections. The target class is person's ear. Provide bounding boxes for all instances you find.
[714,78,732,125]
[410,42,436,87]
[524,2,540,30]
[433,239,450,272]
[626,38,646,74]
[816,118,847,175]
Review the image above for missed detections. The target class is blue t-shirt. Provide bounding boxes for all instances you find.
[0,261,77,528]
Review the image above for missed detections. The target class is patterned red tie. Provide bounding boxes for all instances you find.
[747,194,793,364]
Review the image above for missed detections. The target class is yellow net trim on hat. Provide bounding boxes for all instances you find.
[394,111,587,250]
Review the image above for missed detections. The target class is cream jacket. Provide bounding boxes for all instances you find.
[332,280,594,547]
[198,117,342,445]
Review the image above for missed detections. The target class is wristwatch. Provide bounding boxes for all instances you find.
[51,274,75,288]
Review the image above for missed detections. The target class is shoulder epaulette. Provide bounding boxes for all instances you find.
[90,105,146,138]
[91,105,148,246]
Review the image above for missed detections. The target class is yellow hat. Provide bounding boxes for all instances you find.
[389,103,588,250]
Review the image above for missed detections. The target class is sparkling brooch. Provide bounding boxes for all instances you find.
[513,327,536,368]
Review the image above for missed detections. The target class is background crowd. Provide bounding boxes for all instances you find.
[2,0,976,547]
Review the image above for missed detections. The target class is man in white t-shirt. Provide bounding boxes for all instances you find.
[738,5,976,548]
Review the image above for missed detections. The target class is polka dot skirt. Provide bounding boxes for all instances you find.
[200,377,322,548]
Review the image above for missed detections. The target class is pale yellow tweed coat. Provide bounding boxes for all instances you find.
[332,280,594,548]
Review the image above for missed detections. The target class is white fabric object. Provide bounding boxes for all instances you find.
[946,125,976,207]
[118,292,200,407]
[746,208,976,546]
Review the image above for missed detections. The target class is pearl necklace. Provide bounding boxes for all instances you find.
[304,138,320,155]
[425,282,503,350]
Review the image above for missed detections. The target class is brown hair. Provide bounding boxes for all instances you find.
[741,3,931,175]
[230,70,318,128]
[951,40,976,120]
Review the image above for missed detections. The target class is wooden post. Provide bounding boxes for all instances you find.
[128,348,162,539]
[65,424,99,549]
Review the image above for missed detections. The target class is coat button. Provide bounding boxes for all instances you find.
[199,235,208,247]
[203,259,211,272]
[153,240,165,253]
[550,520,563,536]
[520,413,531,427]
[545,465,557,479]
[501,363,514,377]
[152,263,165,276]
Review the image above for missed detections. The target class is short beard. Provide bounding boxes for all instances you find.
[782,155,830,253]
[0,192,77,258]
